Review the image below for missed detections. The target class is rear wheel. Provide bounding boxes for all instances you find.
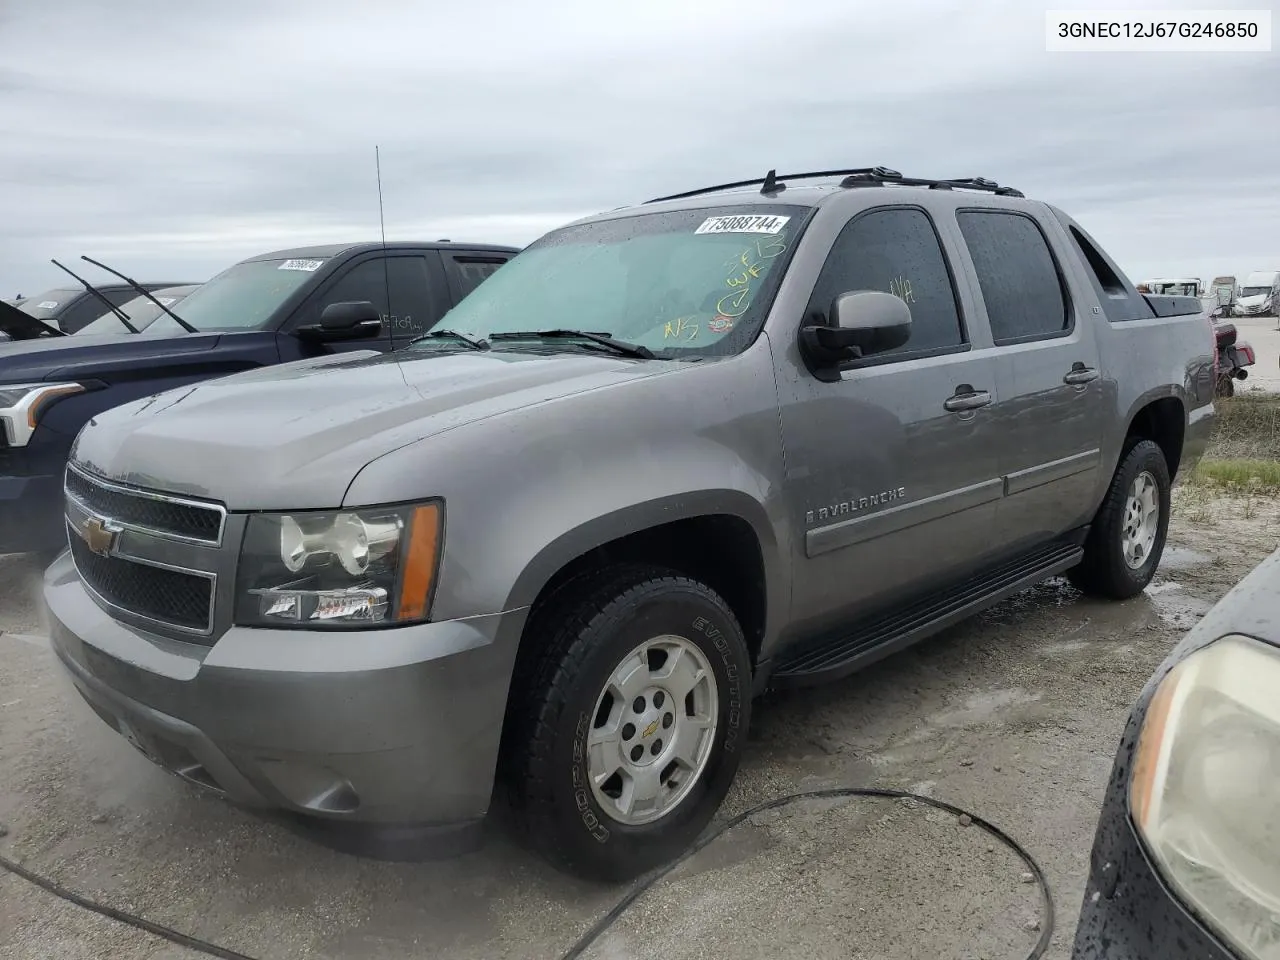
[1068,439,1171,599]
[506,565,751,881]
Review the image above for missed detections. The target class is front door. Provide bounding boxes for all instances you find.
[953,209,1106,550]
[776,205,1006,641]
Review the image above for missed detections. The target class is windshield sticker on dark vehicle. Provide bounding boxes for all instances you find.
[277,259,325,272]
[695,214,790,235]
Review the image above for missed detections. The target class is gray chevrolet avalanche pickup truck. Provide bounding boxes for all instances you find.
[45,167,1216,881]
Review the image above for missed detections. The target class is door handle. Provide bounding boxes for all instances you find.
[1063,365,1099,386]
[944,388,993,412]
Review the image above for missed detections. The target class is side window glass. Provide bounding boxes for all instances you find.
[295,258,391,330]
[807,208,965,357]
[383,256,444,340]
[446,255,509,299]
[957,211,1068,344]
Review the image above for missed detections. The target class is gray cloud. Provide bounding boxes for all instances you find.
[1,0,1277,295]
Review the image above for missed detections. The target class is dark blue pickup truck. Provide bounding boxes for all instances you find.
[0,239,519,555]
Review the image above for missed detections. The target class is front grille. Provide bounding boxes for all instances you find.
[65,467,223,543]
[69,532,213,633]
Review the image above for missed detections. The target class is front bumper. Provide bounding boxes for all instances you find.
[44,552,528,830]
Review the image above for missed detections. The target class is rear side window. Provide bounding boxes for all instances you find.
[444,254,510,300]
[807,207,965,358]
[957,211,1068,345]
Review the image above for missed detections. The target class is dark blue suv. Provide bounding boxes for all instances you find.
[0,240,518,555]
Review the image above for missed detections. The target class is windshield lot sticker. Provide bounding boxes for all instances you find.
[278,259,324,272]
[707,316,735,334]
[37,300,59,309]
[695,215,790,236]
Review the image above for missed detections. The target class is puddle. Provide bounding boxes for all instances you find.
[1160,547,1211,572]
[924,688,1041,732]
[1147,585,1214,627]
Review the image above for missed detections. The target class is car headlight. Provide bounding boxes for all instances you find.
[0,382,86,447]
[235,501,442,628]
[1131,634,1280,960]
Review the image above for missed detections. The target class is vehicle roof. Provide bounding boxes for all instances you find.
[568,169,1037,229]
[242,240,522,263]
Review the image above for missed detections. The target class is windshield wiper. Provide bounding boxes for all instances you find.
[80,255,199,334]
[50,259,139,333]
[415,328,490,350]
[488,329,655,360]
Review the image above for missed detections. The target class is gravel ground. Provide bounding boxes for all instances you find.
[2,485,1278,960]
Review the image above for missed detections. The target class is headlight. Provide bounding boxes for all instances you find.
[235,501,442,628]
[1131,634,1280,960]
[0,382,85,447]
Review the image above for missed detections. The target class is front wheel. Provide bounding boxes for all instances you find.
[1068,439,1171,599]
[506,566,751,881]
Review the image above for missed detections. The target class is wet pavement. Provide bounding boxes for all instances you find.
[3,486,1279,960]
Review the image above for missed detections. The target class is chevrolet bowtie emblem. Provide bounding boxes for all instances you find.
[79,516,120,557]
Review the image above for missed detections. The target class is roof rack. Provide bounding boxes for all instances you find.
[645,167,1024,203]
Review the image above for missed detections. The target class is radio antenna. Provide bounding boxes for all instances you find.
[375,145,391,329]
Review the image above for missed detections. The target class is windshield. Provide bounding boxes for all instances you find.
[425,205,809,357]
[18,288,80,319]
[144,258,325,335]
[75,287,198,336]
[1241,286,1271,298]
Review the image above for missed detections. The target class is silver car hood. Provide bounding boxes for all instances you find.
[70,348,673,509]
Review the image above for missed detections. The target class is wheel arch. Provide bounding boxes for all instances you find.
[1120,390,1187,480]
[505,490,783,670]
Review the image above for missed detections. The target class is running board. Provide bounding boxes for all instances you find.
[771,541,1085,688]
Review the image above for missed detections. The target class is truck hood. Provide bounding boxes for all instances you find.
[70,348,676,509]
[0,330,223,383]
[0,298,64,340]
[1238,294,1269,307]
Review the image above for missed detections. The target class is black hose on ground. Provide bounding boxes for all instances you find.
[0,786,1054,960]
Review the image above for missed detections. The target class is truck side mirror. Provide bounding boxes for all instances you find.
[297,301,383,342]
[800,290,912,370]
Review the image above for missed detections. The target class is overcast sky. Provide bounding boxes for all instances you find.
[1,0,1276,296]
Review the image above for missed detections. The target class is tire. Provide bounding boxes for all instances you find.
[505,564,751,882]
[1068,439,1171,600]
[1216,374,1235,399]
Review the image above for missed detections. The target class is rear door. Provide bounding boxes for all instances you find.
[777,205,1005,639]
[955,208,1106,550]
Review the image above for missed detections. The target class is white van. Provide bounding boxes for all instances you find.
[1236,270,1280,317]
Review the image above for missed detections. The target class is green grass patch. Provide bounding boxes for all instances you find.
[1192,457,1280,492]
